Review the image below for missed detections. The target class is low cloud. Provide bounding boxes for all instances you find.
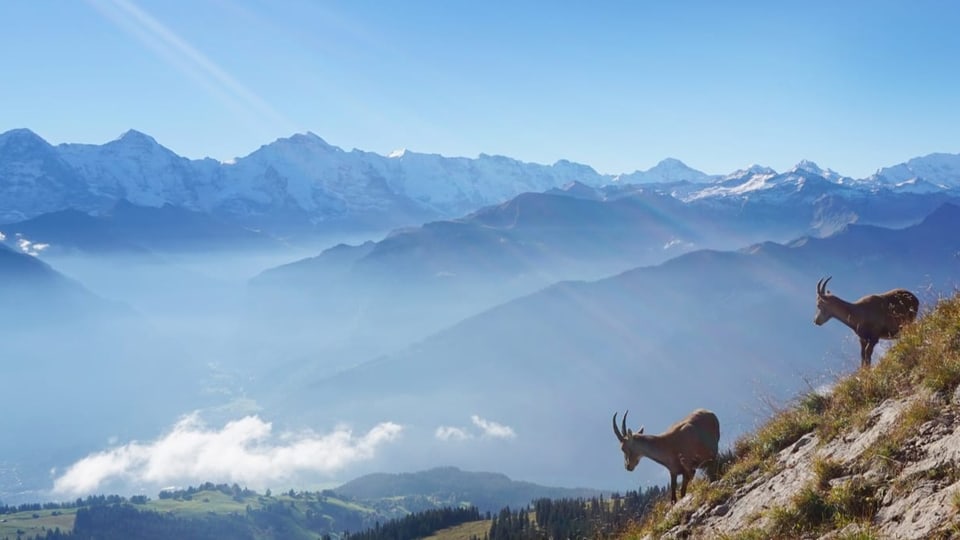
[52,413,403,497]
[16,235,49,256]
[471,415,516,439]
[434,426,471,441]
[435,415,516,442]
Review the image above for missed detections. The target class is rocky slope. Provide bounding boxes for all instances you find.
[629,295,960,539]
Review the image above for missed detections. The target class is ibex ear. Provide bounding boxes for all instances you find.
[638,426,645,435]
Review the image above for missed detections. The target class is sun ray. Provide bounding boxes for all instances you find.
[85,0,298,136]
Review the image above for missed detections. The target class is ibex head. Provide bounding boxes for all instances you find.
[612,411,645,471]
[814,276,834,325]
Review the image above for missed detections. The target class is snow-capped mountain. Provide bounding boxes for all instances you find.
[0,129,624,230]
[720,164,779,183]
[57,129,222,211]
[683,160,850,202]
[1,128,958,236]
[790,159,849,183]
[0,129,102,221]
[869,152,960,189]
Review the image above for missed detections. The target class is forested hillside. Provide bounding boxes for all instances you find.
[0,485,667,540]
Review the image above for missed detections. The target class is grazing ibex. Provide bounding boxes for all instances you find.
[814,277,919,368]
[612,408,720,503]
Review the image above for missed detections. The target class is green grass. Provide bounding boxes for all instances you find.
[0,488,381,539]
[148,490,253,516]
[0,508,77,539]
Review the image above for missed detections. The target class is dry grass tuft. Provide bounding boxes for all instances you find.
[812,457,845,489]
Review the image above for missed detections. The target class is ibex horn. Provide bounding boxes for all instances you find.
[817,276,832,297]
[612,412,624,440]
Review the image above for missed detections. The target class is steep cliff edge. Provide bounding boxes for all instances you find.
[628,295,960,539]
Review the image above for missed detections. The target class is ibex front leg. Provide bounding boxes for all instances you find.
[860,337,878,368]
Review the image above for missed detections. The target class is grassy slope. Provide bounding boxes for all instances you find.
[424,519,492,540]
[621,293,960,539]
[0,508,77,539]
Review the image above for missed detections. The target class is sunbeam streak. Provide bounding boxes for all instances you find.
[85,0,297,134]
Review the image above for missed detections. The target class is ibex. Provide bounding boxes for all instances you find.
[612,408,720,503]
[814,277,919,368]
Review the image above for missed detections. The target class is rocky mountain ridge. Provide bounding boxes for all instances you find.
[2,128,958,236]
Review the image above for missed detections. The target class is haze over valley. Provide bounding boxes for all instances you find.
[3,128,960,506]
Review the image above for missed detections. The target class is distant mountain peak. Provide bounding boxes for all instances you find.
[289,131,333,147]
[722,164,778,182]
[872,152,960,189]
[615,158,713,184]
[655,157,688,168]
[792,159,824,174]
[115,129,158,145]
[789,159,848,182]
[0,128,51,150]
[0,127,43,141]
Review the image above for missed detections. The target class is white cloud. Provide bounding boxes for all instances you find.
[15,235,49,256]
[52,413,403,497]
[434,415,517,443]
[470,415,516,439]
[0,231,5,241]
[434,426,472,442]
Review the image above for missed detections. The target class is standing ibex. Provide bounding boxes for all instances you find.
[814,277,919,368]
[612,408,720,503]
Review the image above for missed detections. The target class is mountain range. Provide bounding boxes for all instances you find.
[3,128,960,243]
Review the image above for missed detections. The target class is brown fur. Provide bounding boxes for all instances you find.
[814,277,919,368]
[613,408,720,503]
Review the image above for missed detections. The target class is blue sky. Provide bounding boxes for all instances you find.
[1,1,958,177]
